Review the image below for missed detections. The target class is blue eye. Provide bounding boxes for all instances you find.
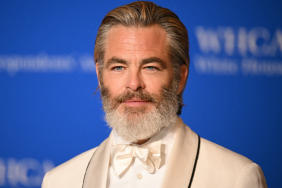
[146,66,157,71]
[114,66,124,71]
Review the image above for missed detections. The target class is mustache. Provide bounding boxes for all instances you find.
[100,84,175,111]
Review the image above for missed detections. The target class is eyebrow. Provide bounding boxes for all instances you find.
[105,57,128,69]
[105,56,168,69]
[140,57,167,69]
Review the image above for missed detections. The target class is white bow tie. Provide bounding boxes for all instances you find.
[110,140,162,176]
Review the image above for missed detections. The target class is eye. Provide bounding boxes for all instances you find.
[145,66,159,71]
[112,66,124,71]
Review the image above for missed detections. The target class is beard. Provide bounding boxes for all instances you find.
[100,81,179,143]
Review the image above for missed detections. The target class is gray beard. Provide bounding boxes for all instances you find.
[100,83,179,143]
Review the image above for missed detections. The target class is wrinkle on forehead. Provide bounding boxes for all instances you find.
[105,25,168,54]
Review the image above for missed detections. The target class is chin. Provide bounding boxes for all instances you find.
[118,103,155,115]
[105,104,177,143]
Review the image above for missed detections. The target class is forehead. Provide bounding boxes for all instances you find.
[104,25,170,62]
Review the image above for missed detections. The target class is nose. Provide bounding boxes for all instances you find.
[125,70,145,91]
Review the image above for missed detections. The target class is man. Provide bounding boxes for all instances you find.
[42,1,267,188]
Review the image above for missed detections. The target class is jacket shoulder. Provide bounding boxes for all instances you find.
[200,137,253,166]
[42,147,97,188]
[194,137,267,187]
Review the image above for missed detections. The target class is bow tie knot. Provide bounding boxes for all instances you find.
[110,140,162,176]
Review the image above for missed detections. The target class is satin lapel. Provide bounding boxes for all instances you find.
[160,117,199,188]
[83,132,113,188]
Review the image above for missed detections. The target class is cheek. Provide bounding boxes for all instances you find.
[143,75,172,93]
[102,75,124,98]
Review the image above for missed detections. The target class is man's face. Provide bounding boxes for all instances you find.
[96,25,186,143]
[98,25,174,113]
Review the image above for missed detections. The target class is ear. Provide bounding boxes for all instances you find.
[95,63,101,87]
[177,64,188,94]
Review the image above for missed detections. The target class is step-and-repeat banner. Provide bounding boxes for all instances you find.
[1,0,281,187]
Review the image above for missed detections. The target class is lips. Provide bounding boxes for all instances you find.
[123,98,150,106]
[112,91,157,108]
[124,98,148,102]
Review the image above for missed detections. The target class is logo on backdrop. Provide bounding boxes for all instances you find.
[0,158,54,187]
[0,53,95,76]
[194,26,282,76]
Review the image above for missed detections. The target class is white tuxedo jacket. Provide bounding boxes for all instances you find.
[42,117,267,188]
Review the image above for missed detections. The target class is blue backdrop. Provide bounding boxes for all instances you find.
[0,0,281,187]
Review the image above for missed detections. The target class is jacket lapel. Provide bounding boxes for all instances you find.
[83,132,113,188]
[160,117,199,188]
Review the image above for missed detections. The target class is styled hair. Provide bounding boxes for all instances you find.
[94,1,189,115]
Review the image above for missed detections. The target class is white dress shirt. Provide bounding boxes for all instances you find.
[106,120,178,188]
